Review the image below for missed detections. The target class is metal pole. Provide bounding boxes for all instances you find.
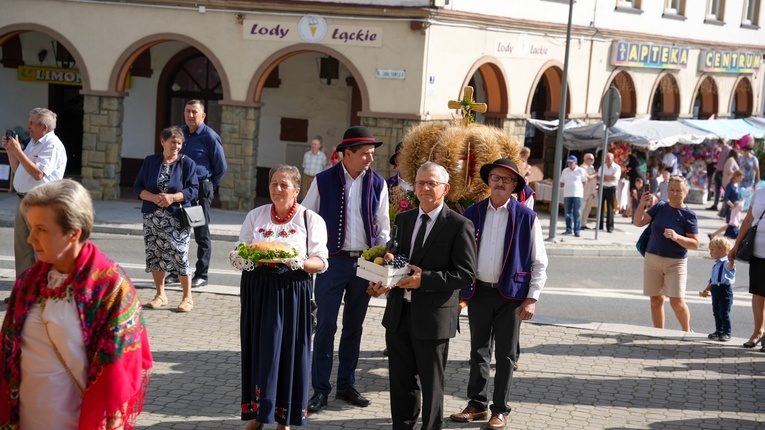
[595,124,609,241]
[548,0,574,242]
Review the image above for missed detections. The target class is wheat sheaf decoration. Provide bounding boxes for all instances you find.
[396,86,522,211]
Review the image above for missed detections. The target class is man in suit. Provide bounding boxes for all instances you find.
[369,161,477,430]
[449,158,548,429]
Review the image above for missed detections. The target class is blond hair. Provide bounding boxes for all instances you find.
[709,236,733,254]
[21,179,94,242]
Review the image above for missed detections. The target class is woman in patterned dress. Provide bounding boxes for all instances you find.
[0,179,152,429]
[235,164,328,430]
[134,126,199,312]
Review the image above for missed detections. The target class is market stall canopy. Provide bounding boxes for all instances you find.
[683,118,765,140]
[744,117,765,132]
[526,117,713,151]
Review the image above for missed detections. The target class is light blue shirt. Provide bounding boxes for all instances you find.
[13,132,67,193]
[708,257,735,285]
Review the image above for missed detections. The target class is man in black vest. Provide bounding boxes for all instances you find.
[302,125,390,411]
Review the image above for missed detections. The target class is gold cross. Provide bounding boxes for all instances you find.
[448,86,487,126]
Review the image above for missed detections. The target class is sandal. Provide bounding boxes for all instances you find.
[145,295,168,309]
[176,298,194,312]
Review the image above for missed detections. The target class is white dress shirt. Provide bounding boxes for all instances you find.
[476,198,548,301]
[560,166,588,198]
[598,162,621,187]
[403,203,445,301]
[302,163,390,250]
[13,132,67,193]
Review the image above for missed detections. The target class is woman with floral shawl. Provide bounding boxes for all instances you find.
[0,179,152,429]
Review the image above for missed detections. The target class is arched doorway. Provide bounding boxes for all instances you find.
[650,74,680,120]
[157,49,223,152]
[526,66,570,178]
[465,59,509,127]
[692,76,718,119]
[251,48,364,197]
[730,77,753,118]
[0,30,85,177]
[608,71,637,118]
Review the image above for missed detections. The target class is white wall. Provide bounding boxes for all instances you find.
[258,52,352,167]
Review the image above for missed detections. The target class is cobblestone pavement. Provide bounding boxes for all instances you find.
[121,289,764,430]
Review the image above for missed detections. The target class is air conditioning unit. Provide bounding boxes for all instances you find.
[431,0,449,7]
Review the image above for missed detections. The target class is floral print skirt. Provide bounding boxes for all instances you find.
[142,209,191,276]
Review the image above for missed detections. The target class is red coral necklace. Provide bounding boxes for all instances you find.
[271,200,298,223]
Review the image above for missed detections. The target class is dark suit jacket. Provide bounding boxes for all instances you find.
[382,205,477,340]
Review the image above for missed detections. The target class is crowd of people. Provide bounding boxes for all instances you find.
[0,103,762,429]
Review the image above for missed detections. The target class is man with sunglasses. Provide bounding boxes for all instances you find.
[450,158,548,429]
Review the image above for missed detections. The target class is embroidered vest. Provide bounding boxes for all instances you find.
[316,163,385,254]
[461,198,536,300]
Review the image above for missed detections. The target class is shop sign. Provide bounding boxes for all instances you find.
[243,15,382,47]
[610,40,688,69]
[699,50,761,73]
[375,68,405,79]
[17,65,81,86]
[493,34,549,58]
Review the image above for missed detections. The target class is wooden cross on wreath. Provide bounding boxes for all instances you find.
[448,86,488,126]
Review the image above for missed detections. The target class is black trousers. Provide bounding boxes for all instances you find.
[386,303,449,430]
[600,186,616,232]
[466,285,522,415]
[712,171,723,207]
[192,179,213,279]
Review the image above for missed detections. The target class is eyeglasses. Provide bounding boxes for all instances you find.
[415,181,446,188]
[488,174,518,184]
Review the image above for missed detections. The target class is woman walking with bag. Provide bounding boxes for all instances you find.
[633,176,699,332]
[134,126,199,312]
[729,185,765,350]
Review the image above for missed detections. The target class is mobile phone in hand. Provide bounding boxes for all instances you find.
[644,183,651,193]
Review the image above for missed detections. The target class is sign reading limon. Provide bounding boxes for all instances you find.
[699,50,761,73]
[243,14,382,47]
[18,65,82,86]
[610,40,689,69]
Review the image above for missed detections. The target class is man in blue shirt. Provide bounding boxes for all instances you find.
[167,100,227,287]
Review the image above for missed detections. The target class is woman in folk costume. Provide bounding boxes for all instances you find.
[0,179,152,429]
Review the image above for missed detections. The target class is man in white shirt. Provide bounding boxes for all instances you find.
[559,155,588,237]
[661,145,682,176]
[580,153,598,230]
[302,125,390,412]
[1,108,67,276]
[598,152,621,233]
[449,158,547,429]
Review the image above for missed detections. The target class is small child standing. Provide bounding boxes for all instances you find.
[702,237,736,342]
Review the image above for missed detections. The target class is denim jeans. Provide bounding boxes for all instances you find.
[564,197,582,234]
[710,283,733,335]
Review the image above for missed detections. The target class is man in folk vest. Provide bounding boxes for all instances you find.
[450,158,548,429]
[301,125,390,411]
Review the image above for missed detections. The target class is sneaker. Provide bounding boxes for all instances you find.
[165,274,179,284]
[562,231,572,235]
[708,331,722,340]
[707,205,718,211]
[719,334,731,342]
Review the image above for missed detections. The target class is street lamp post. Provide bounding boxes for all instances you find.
[548,0,574,242]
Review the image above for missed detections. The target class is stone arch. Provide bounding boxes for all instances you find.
[604,69,637,118]
[249,44,369,112]
[462,56,509,116]
[108,33,231,101]
[729,76,753,118]
[649,73,680,120]
[691,75,718,119]
[0,23,90,91]
[526,61,571,117]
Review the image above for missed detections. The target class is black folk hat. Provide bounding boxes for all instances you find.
[479,158,526,194]
[337,126,384,152]
[389,142,404,166]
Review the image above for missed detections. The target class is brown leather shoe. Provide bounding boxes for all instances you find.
[449,405,488,422]
[486,412,507,429]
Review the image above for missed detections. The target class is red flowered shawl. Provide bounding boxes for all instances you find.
[0,242,152,429]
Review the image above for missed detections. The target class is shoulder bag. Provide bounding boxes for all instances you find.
[636,201,664,257]
[736,208,765,263]
[178,155,206,229]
